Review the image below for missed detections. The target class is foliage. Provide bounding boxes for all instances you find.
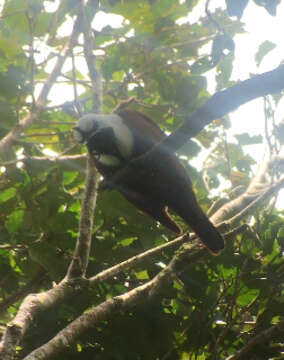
[0,0,284,359]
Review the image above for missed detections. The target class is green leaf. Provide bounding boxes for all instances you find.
[29,241,68,280]
[226,0,249,18]
[237,288,259,307]
[5,210,24,235]
[235,133,263,145]
[34,13,53,36]
[0,36,23,58]
[255,40,276,66]
[0,187,17,202]
[119,237,137,246]
[178,139,202,158]
[134,270,149,280]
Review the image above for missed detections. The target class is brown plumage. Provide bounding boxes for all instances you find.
[74,109,224,254]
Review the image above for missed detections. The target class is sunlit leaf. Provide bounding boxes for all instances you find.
[255,40,276,66]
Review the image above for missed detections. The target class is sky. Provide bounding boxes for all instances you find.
[78,0,284,150]
[205,1,284,206]
[174,0,284,205]
[187,0,284,146]
[48,0,284,141]
[226,1,284,141]
[3,0,284,203]
[84,0,274,205]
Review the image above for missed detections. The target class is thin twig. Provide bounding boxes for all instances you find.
[71,49,82,116]
[67,156,98,278]
[89,234,189,285]
[0,13,81,154]
[79,0,102,113]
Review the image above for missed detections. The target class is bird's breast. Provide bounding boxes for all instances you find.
[96,154,122,167]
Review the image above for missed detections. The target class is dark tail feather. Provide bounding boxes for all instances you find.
[188,214,224,254]
[170,199,224,254]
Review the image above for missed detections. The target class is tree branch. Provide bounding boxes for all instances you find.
[0,1,101,357]
[22,244,202,360]
[226,319,284,360]
[67,156,98,278]
[89,233,189,285]
[0,277,88,360]
[0,269,47,315]
[105,65,284,190]
[79,0,102,113]
[67,0,101,279]
[20,226,247,360]
[163,64,284,153]
[1,154,86,171]
[210,155,284,226]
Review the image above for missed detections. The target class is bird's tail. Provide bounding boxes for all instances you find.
[186,212,224,254]
[170,197,224,254]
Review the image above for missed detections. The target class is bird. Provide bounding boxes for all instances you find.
[73,109,224,254]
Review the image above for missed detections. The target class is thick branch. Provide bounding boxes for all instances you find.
[227,319,284,360]
[1,154,85,169]
[22,245,201,360]
[0,277,88,360]
[0,269,47,315]
[160,64,284,156]
[210,156,284,226]
[1,13,284,360]
[0,1,100,357]
[21,227,246,360]
[104,65,284,191]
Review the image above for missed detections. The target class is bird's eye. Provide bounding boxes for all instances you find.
[73,127,85,143]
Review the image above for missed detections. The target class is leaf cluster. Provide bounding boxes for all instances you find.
[0,0,284,359]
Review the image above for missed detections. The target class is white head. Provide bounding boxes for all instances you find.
[73,114,105,143]
[73,113,133,164]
